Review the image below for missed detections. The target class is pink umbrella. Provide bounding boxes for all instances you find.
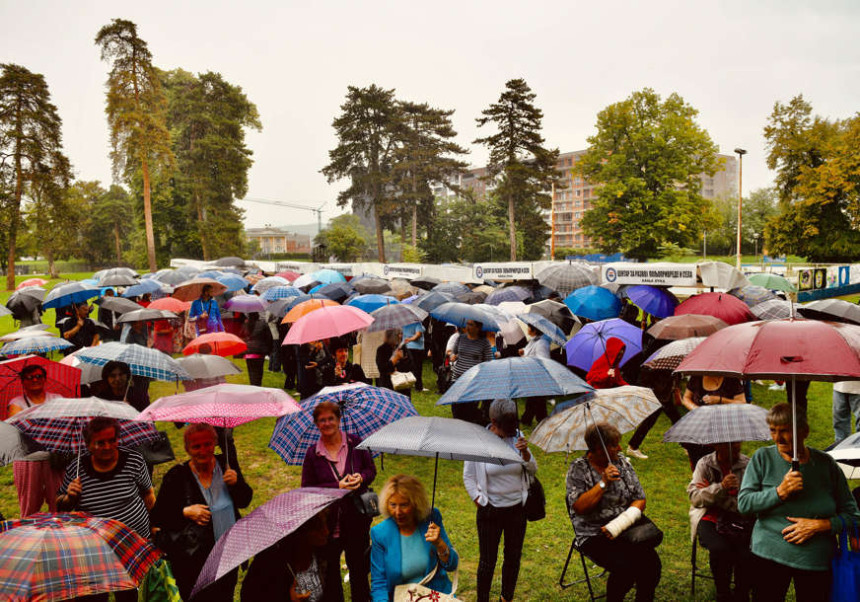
[674,291,754,325]
[17,278,48,289]
[282,304,373,345]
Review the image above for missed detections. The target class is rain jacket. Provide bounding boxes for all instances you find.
[586,337,628,388]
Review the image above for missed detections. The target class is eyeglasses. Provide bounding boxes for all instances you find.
[91,438,118,448]
[22,373,46,382]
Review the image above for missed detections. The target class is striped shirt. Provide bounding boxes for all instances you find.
[451,336,493,380]
[61,449,153,538]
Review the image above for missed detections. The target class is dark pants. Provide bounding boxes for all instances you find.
[175,565,238,602]
[753,555,831,602]
[476,503,527,602]
[324,514,372,602]
[580,535,661,602]
[246,357,265,387]
[452,400,484,425]
[408,348,425,390]
[697,520,753,601]
[520,397,548,426]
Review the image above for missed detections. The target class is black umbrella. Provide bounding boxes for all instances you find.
[96,296,143,314]
[410,276,441,290]
[351,277,391,295]
[412,291,455,312]
[315,282,353,302]
[116,309,179,324]
[798,299,860,326]
[214,256,246,267]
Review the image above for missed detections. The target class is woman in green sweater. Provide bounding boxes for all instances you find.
[738,402,860,602]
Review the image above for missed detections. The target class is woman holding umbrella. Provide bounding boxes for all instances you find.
[189,284,225,336]
[375,329,413,397]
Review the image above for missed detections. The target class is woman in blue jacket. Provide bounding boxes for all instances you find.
[371,474,459,601]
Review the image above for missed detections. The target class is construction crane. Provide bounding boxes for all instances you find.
[238,197,327,237]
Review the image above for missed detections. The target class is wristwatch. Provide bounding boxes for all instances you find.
[598,480,606,490]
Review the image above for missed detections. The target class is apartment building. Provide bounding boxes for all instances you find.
[246,226,312,255]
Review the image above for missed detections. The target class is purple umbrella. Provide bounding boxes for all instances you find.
[191,487,350,597]
[625,285,678,318]
[223,294,267,314]
[564,318,643,371]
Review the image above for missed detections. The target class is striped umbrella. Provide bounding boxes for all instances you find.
[366,304,428,332]
[662,403,771,445]
[642,337,707,371]
[75,342,191,381]
[535,262,598,297]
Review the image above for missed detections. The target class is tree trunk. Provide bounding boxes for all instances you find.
[411,203,418,247]
[508,193,517,262]
[374,206,386,263]
[195,189,210,261]
[114,223,122,263]
[45,247,58,279]
[141,157,158,273]
[6,151,23,291]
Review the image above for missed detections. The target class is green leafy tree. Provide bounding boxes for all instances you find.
[95,18,173,273]
[579,88,719,261]
[322,85,400,263]
[314,214,369,262]
[0,64,70,289]
[73,182,137,265]
[474,78,559,261]
[706,188,778,256]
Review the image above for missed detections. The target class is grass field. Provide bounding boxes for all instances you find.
[0,274,855,600]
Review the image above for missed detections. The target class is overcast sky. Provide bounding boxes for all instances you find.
[2,1,858,231]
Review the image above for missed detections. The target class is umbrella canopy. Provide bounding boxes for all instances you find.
[223,295,267,315]
[531,386,661,452]
[75,342,191,381]
[137,383,300,427]
[674,292,754,325]
[484,286,532,306]
[430,302,508,331]
[7,287,45,314]
[191,488,350,598]
[431,282,471,297]
[0,336,74,356]
[527,299,580,333]
[346,294,400,314]
[115,308,178,324]
[261,286,304,301]
[120,279,164,299]
[213,256,246,267]
[283,305,373,345]
[457,291,487,305]
[516,313,568,346]
[251,277,291,294]
[17,278,48,289]
[412,292,455,313]
[42,282,101,310]
[0,324,52,342]
[0,512,161,602]
[351,277,392,295]
[282,299,340,324]
[564,318,643,371]
[183,332,247,357]
[146,296,192,313]
[411,276,441,290]
[153,270,189,286]
[96,269,139,287]
[728,285,778,307]
[750,298,794,321]
[642,337,707,371]
[269,382,418,465]
[662,403,771,445]
[828,432,860,468]
[0,305,10,318]
[309,269,347,285]
[275,270,301,281]
[747,272,796,293]
[436,357,594,405]
[96,296,143,314]
[175,354,242,379]
[563,286,622,321]
[0,354,78,418]
[366,304,428,333]
[215,274,250,293]
[646,314,728,340]
[798,299,860,326]
[535,261,598,297]
[172,277,228,302]
[698,261,750,290]
[264,298,296,319]
[625,285,678,319]
[313,282,353,302]
[0,421,43,466]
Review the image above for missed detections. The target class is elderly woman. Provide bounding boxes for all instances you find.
[688,442,754,602]
[375,329,413,395]
[189,284,224,335]
[566,423,661,602]
[151,423,253,602]
[370,474,459,602]
[302,400,376,602]
[738,403,860,602]
[463,399,536,602]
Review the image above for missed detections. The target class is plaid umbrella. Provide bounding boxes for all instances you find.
[223,295,267,314]
[183,333,247,357]
[646,314,728,340]
[564,318,643,371]
[747,272,796,293]
[662,403,771,445]
[642,337,707,371]
[96,296,143,314]
[175,354,242,379]
[0,512,161,601]
[366,304,428,332]
[351,277,392,295]
[42,282,101,310]
[798,299,860,326]
[750,298,793,321]
[75,342,191,381]
[260,286,303,301]
[436,357,593,405]
[535,262,598,297]
[431,282,471,297]
[115,308,178,324]
[269,382,418,465]
[728,285,778,307]
[564,285,622,321]
[191,487,350,597]
[97,269,139,287]
[412,292,455,313]
[516,313,568,346]
[0,336,73,356]
[172,278,228,302]
[251,277,290,294]
[484,286,532,306]
[625,285,678,318]
[346,294,400,314]
[7,397,160,454]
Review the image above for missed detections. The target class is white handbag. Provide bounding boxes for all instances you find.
[393,564,459,602]
[391,370,416,391]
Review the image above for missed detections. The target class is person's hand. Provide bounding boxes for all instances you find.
[702,394,721,405]
[350,473,363,486]
[425,521,441,546]
[393,349,404,362]
[600,525,615,540]
[606,368,615,378]
[183,504,211,526]
[515,437,531,461]
[199,312,208,321]
[518,349,524,356]
[782,517,829,545]
[776,470,803,500]
[289,580,311,601]
[450,353,458,363]
[338,475,360,490]
[306,362,317,369]
[222,468,238,486]
[76,317,85,328]
[720,474,739,490]
[473,497,481,508]
[602,464,620,483]
[67,477,82,499]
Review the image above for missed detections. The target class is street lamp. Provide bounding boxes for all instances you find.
[734,148,747,270]
[753,232,760,259]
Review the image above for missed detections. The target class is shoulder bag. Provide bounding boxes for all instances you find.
[523,468,546,522]
[327,458,380,518]
[391,370,416,391]
[615,514,664,548]
[154,469,210,560]
[393,563,459,602]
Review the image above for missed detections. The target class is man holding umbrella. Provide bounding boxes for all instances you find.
[59,303,100,354]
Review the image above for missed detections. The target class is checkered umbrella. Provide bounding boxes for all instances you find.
[642,337,707,371]
[412,292,455,313]
[0,512,161,601]
[662,403,771,445]
[431,282,471,297]
[251,277,290,294]
[750,298,793,321]
[42,282,101,310]
[366,304,428,332]
[269,383,418,465]
[260,286,303,301]
[0,336,73,356]
[535,262,598,297]
[484,286,532,306]
[74,342,191,381]
[728,285,778,307]
[6,397,160,454]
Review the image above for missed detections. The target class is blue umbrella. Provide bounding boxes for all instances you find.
[436,357,594,405]
[42,282,101,310]
[75,342,191,382]
[261,286,303,301]
[346,294,400,314]
[216,274,250,293]
[307,283,326,294]
[411,292,455,313]
[0,336,73,356]
[121,279,163,299]
[484,286,532,306]
[198,270,226,279]
[564,318,643,371]
[625,285,678,318]
[268,383,418,465]
[563,286,622,321]
[309,269,347,285]
[517,313,568,346]
[430,302,508,331]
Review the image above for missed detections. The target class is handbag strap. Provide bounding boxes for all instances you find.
[417,563,459,596]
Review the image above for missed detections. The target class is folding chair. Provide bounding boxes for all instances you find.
[559,498,606,601]
[690,536,714,600]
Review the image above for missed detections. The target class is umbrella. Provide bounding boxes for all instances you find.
[642,337,707,371]
[430,302,508,331]
[346,294,400,314]
[411,276,441,290]
[798,299,860,326]
[75,342,191,381]
[750,298,793,321]
[58,353,103,385]
[147,296,192,313]
[7,287,45,314]
[432,282,471,297]
[828,433,860,476]
[282,298,340,324]
[183,333,247,357]
[436,357,594,405]
[698,261,750,290]
[747,272,796,293]
[0,324,52,342]
[176,354,243,379]
[625,285,678,319]
[213,256,246,267]
[215,274,250,293]
[172,278,228,302]
[412,292,455,313]
[531,386,661,452]
[97,269,139,287]
[223,295,267,315]
[275,270,301,281]
[16,278,48,289]
[190,487,350,598]
[153,270,189,286]
[497,301,528,316]
[563,286,622,321]
[307,269,346,285]
[42,282,101,310]
[357,415,524,507]
[120,279,163,299]
[484,286,532,306]
[662,403,771,445]
[0,305,10,317]
[96,296,143,314]
[283,305,373,345]
[269,382,419,465]
[456,291,487,305]
[646,314,728,340]
[564,318,643,371]
[264,298,296,319]
[527,299,581,334]
[0,336,74,356]
[728,285,778,307]
[535,261,598,297]
[674,292,754,325]
[352,277,392,295]
[472,284,496,295]
[260,286,304,301]
[515,313,568,346]
[115,309,178,324]
[251,276,290,294]
[314,282,354,302]
[0,421,43,466]
[0,355,82,420]
[0,512,161,601]
[366,304,428,332]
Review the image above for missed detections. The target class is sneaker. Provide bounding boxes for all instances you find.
[626,446,648,459]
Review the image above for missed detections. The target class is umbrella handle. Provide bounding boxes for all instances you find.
[431,453,438,511]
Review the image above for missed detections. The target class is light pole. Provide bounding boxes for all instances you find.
[753,232,760,259]
[734,148,747,270]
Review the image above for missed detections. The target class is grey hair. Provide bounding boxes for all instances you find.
[767,402,809,433]
[489,398,518,435]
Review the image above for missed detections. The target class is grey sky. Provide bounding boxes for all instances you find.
[2,0,858,231]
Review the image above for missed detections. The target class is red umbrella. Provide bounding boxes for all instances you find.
[275,270,301,282]
[674,292,754,325]
[183,332,247,357]
[16,278,48,289]
[0,356,81,420]
[147,296,191,313]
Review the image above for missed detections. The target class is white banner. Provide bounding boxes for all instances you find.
[276,261,317,274]
[382,263,424,279]
[472,262,534,281]
[602,262,697,286]
[423,264,479,284]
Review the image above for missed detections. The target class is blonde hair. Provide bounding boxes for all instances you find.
[379,474,431,522]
